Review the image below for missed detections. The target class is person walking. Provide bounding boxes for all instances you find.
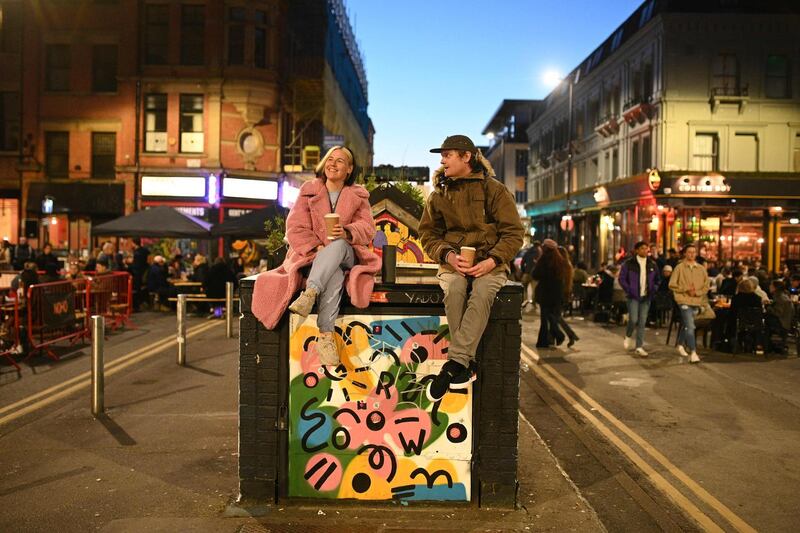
[619,241,660,357]
[418,135,524,401]
[668,243,708,363]
[252,146,380,367]
[556,246,579,347]
[531,239,568,348]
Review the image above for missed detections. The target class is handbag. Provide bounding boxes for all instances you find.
[697,303,716,321]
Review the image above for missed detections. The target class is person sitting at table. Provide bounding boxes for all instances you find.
[11,262,40,299]
[190,253,209,285]
[65,261,83,280]
[748,275,770,304]
[788,274,800,296]
[40,262,63,283]
[728,278,764,349]
[147,255,172,310]
[168,255,185,280]
[718,268,742,297]
[204,258,237,318]
[765,280,794,355]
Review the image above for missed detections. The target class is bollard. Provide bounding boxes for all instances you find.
[91,315,105,416]
[226,281,234,339]
[177,293,187,365]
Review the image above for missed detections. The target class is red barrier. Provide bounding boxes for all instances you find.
[0,294,21,370]
[26,279,91,361]
[87,272,134,331]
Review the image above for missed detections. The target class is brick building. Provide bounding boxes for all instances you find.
[0,0,372,256]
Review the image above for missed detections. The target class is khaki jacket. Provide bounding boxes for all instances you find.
[668,260,709,306]
[419,166,524,273]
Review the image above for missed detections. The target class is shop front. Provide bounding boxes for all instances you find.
[529,171,800,271]
[26,181,125,256]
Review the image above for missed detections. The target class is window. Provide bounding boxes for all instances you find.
[693,133,719,171]
[0,2,22,53]
[45,132,69,178]
[794,134,800,172]
[642,135,651,171]
[515,149,528,177]
[643,63,653,101]
[144,4,168,65]
[92,45,118,92]
[712,53,739,95]
[254,9,268,68]
[515,189,527,204]
[0,92,20,151]
[730,133,758,171]
[227,7,245,65]
[180,4,205,65]
[91,132,116,178]
[765,55,790,98]
[631,140,640,175]
[179,94,203,153]
[45,44,70,92]
[144,93,167,153]
[631,70,642,102]
[612,148,619,180]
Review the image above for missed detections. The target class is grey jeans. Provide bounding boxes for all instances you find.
[437,268,508,368]
[306,239,355,333]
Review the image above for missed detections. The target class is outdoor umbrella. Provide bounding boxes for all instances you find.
[92,206,213,238]
[210,206,287,239]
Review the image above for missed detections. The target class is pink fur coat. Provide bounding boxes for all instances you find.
[252,178,380,329]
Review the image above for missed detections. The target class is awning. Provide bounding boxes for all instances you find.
[93,206,212,238]
[27,182,125,217]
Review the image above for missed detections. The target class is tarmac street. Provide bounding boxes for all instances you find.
[0,310,798,531]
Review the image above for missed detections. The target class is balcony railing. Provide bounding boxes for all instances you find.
[594,114,620,137]
[622,96,654,126]
[710,84,749,114]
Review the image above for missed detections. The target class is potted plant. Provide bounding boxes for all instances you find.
[263,215,287,269]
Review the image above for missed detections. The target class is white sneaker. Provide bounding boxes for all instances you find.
[623,336,634,351]
[634,347,649,357]
[677,345,688,357]
[689,351,700,364]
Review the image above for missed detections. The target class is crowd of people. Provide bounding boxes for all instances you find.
[514,237,799,361]
[3,237,242,317]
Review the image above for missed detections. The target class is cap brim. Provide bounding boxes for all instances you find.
[429,148,444,153]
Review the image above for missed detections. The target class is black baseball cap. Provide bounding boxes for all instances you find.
[430,135,477,154]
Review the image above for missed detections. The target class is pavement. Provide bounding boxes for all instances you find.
[0,311,602,533]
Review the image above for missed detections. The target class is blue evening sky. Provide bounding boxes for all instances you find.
[346,0,643,169]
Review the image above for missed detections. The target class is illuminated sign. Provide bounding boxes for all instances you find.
[279,182,300,209]
[222,177,278,200]
[176,206,206,217]
[674,174,731,194]
[648,169,661,191]
[141,176,206,197]
[227,208,253,218]
[593,186,610,206]
[42,196,54,214]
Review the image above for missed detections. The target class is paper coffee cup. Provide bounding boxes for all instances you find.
[324,213,340,240]
[460,246,476,267]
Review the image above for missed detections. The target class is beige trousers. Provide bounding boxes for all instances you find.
[437,268,508,367]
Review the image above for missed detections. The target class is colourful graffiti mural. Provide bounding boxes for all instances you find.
[288,313,472,501]
[372,213,432,265]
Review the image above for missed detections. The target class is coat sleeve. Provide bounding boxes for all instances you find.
[668,265,684,295]
[286,189,322,257]
[487,181,524,265]
[344,189,376,246]
[419,192,454,264]
[618,262,631,295]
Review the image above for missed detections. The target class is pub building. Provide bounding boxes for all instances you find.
[530,170,800,272]
[139,172,304,256]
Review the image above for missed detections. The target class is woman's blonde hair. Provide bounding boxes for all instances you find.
[315,145,358,185]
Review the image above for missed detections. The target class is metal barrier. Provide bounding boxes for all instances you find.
[0,293,21,370]
[26,279,91,360]
[87,272,134,331]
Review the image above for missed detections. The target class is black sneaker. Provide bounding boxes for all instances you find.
[450,360,477,389]
[425,360,470,402]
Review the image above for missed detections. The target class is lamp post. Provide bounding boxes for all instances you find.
[566,76,574,253]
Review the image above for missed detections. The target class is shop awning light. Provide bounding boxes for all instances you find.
[757,238,765,244]
[778,237,784,243]
[790,218,799,225]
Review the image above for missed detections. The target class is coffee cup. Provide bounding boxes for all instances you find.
[324,213,340,240]
[460,246,476,267]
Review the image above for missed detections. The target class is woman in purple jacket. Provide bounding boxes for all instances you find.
[619,241,660,356]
